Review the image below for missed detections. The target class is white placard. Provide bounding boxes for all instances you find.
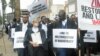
[31,32,42,45]
[77,0,100,30]
[11,28,15,38]
[84,30,97,43]
[53,0,67,5]
[28,0,48,22]
[14,32,25,49]
[53,29,77,48]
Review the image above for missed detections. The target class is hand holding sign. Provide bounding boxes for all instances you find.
[29,41,39,47]
[31,32,42,45]
[14,32,25,49]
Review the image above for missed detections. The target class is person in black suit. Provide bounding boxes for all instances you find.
[53,10,77,56]
[24,19,48,56]
[70,14,79,56]
[39,16,48,38]
[98,31,100,52]
[14,14,32,56]
[70,14,78,29]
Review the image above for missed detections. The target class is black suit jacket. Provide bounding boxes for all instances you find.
[52,19,77,56]
[15,22,32,32]
[24,28,48,50]
[48,19,77,46]
[56,19,76,29]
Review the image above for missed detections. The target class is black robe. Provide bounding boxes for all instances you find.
[24,28,48,56]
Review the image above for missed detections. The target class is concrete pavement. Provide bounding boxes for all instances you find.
[0,34,17,56]
[0,33,100,56]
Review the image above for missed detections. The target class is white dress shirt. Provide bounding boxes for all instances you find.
[22,23,28,32]
[41,23,48,38]
[62,19,67,26]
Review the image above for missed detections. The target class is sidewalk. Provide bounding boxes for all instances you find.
[0,33,100,56]
[0,34,17,56]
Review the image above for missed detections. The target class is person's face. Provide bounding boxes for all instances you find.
[16,19,20,23]
[71,15,76,19]
[22,15,29,23]
[55,15,59,22]
[71,15,77,21]
[58,10,66,21]
[33,21,39,27]
[41,17,46,24]
[45,18,50,24]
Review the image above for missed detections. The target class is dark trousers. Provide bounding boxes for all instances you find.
[48,47,55,56]
[56,48,67,56]
[17,48,24,56]
[56,48,77,56]
[28,45,47,56]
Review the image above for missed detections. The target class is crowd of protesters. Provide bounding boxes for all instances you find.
[5,10,100,56]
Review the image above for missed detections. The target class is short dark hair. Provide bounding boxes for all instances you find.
[13,18,16,22]
[41,16,46,19]
[59,10,66,15]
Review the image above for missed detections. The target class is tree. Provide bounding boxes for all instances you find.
[9,0,15,10]
[0,16,3,24]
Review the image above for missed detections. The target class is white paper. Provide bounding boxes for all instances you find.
[84,30,97,43]
[53,29,77,48]
[14,31,25,49]
[28,0,48,23]
[77,0,100,30]
[31,32,42,45]
[11,28,15,38]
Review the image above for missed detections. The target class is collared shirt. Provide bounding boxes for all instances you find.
[41,23,48,38]
[22,23,28,32]
[62,19,67,26]
[41,24,48,32]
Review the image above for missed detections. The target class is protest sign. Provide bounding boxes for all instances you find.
[31,32,42,44]
[11,28,15,38]
[84,30,97,43]
[77,0,100,30]
[53,29,77,48]
[28,0,48,22]
[14,32,25,49]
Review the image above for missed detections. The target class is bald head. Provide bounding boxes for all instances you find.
[58,10,66,21]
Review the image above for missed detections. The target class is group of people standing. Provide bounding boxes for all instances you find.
[5,10,100,56]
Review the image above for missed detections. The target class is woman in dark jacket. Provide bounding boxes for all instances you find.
[24,19,48,56]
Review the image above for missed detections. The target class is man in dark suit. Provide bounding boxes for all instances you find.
[14,14,32,56]
[38,16,54,56]
[98,31,100,52]
[54,10,77,56]
[70,14,78,29]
